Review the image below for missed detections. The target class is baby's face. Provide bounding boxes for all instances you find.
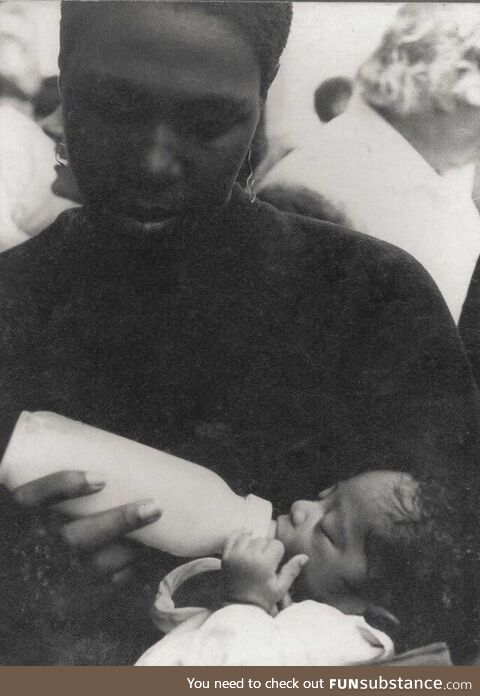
[276,471,416,609]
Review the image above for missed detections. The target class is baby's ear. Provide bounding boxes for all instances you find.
[363,603,401,639]
[334,593,369,616]
[335,595,401,636]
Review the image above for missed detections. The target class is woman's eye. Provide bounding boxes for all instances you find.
[188,118,228,140]
[181,111,246,141]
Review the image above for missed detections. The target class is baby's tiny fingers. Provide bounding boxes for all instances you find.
[235,532,257,553]
[277,554,309,594]
[249,536,270,553]
[265,538,286,565]
[223,530,246,558]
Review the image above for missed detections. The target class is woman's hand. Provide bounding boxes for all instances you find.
[12,470,161,586]
[221,532,308,615]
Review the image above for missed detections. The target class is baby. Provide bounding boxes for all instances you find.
[137,469,480,666]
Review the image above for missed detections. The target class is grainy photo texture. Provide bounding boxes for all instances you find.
[0,0,480,668]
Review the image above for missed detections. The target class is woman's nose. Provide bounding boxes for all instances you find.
[144,123,183,180]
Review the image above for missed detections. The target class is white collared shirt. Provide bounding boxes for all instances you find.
[0,105,76,252]
[259,96,480,323]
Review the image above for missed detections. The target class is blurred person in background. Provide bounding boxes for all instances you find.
[34,75,63,120]
[254,76,352,185]
[259,4,480,332]
[0,1,75,251]
[313,76,352,124]
[473,163,480,214]
[0,0,41,115]
[2,0,480,665]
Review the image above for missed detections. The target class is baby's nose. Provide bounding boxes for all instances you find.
[290,500,316,526]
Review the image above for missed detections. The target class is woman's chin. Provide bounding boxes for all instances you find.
[124,204,177,224]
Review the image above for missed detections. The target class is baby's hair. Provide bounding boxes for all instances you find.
[359,469,480,663]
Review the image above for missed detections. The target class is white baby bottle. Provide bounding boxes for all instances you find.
[0,411,274,556]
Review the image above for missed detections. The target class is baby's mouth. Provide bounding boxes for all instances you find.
[275,513,297,546]
[290,507,307,526]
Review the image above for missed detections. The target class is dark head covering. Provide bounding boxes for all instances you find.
[59,1,292,97]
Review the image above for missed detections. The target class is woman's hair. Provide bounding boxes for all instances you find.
[59,1,292,97]
[360,467,480,663]
[357,3,480,116]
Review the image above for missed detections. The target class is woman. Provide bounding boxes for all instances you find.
[0,1,479,664]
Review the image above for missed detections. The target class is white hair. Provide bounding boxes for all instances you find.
[357,3,480,116]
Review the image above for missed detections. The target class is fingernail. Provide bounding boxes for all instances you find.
[137,500,161,523]
[84,472,106,489]
[300,555,309,565]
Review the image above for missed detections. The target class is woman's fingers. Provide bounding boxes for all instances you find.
[12,470,105,507]
[60,499,161,549]
[90,542,139,575]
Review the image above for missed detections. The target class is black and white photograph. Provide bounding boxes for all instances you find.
[1,0,480,670]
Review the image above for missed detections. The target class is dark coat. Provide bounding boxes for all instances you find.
[460,257,480,387]
[0,186,479,662]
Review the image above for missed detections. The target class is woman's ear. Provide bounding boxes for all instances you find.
[260,63,281,103]
[271,62,280,85]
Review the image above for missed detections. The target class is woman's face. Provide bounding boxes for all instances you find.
[60,3,262,223]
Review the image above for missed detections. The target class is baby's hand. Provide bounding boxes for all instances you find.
[221,532,308,615]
